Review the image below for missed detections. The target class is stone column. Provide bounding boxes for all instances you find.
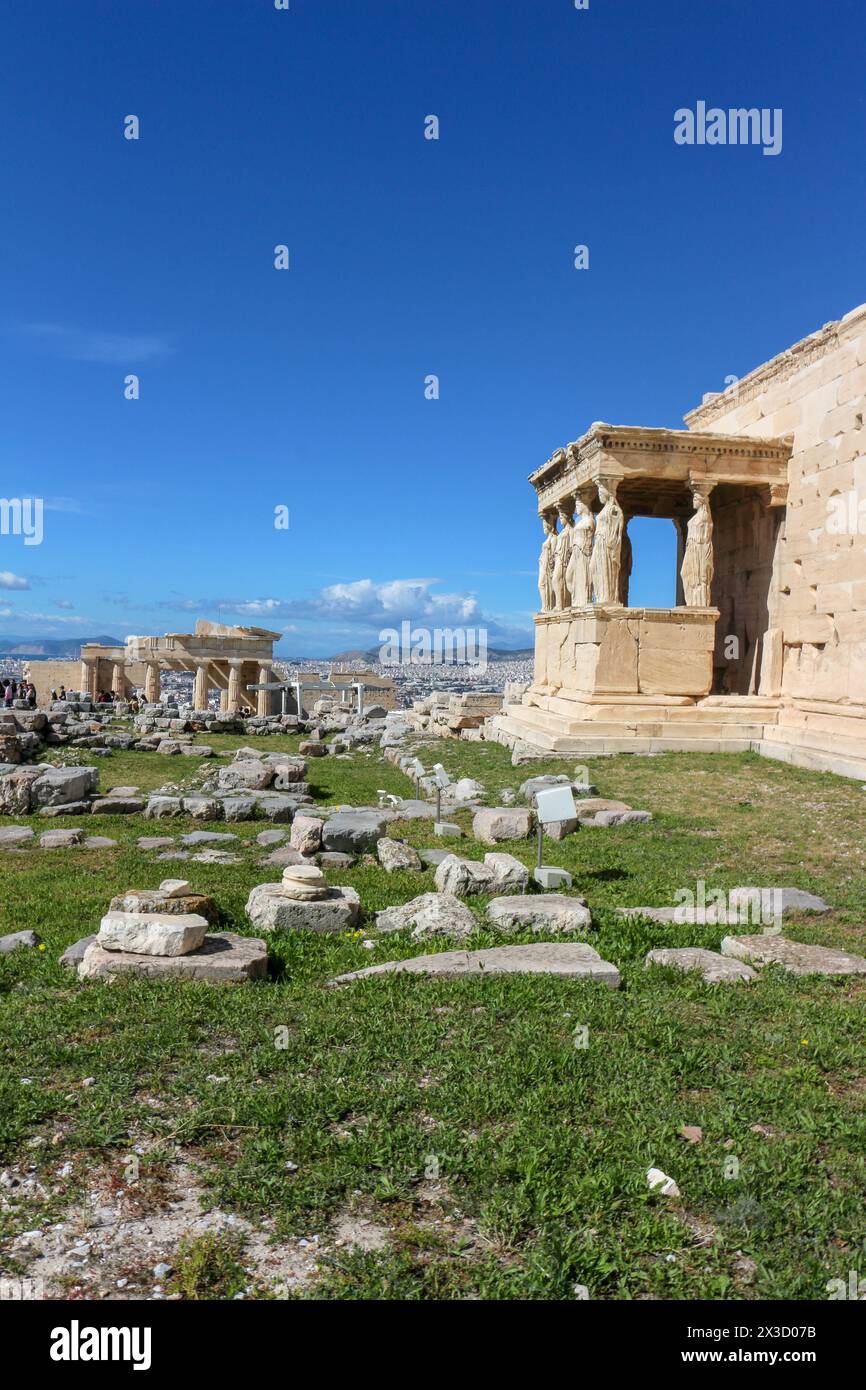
[193,662,210,711]
[227,660,242,713]
[256,664,273,717]
[79,659,94,700]
[145,661,161,704]
[111,662,126,698]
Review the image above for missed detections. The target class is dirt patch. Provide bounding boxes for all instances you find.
[2,1158,319,1300]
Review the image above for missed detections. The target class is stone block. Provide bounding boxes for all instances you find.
[329,942,621,988]
[97,910,208,956]
[245,882,361,933]
[79,933,267,983]
[486,894,591,935]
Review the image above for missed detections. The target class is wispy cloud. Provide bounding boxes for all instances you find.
[53,599,74,610]
[0,572,30,591]
[17,322,174,365]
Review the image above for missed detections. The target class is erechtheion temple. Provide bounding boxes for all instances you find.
[26,621,283,715]
[492,302,866,780]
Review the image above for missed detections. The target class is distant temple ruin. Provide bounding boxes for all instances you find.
[492,302,866,780]
[26,621,282,714]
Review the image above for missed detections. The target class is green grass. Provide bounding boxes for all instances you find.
[2,735,865,1300]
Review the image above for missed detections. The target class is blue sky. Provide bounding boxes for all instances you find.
[0,0,863,654]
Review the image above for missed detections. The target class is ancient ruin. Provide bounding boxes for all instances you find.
[492,302,866,780]
[26,620,282,714]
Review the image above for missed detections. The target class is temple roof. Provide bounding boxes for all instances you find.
[529,423,792,517]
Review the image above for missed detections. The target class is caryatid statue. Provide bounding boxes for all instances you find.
[551,499,575,609]
[590,481,624,604]
[537,510,558,612]
[566,493,595,608]
[681,486,715,607]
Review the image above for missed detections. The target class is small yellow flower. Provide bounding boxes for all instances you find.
[801,1038,809,1047]
[38,944,46,952]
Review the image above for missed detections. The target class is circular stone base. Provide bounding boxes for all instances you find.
[245,882,361,934]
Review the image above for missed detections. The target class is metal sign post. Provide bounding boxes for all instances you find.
[532,785,578,890]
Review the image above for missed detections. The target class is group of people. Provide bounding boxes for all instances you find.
[2,678,38,709]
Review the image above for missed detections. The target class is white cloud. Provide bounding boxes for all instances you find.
[0,572,30,590]
[18,323,174,365]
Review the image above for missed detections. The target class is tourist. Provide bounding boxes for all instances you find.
[59,685,67,700]
[27,682,37,708]
[3,681,12,708]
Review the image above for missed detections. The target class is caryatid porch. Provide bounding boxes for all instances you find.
[494,423,793,752]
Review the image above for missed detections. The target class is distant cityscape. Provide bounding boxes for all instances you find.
[0,642,534,707]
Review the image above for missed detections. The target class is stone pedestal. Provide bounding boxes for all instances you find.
[533,604,719,700]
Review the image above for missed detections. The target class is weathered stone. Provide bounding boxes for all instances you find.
[318,851,355,869]
[645,947,758,984]
[0,826,35,848]
[83,836,118,849]
[218,762,275,790]
[79,933,267,982]
[472,807,534,844]
[519,774,571,802]
[0,930,41,953]
[299,740,327,757]
[376,838,423,873]
[181,797,222,821]
[32,766,99,808]
[290,815,324,855]
[376,892,476,941]
[322,811,389,854]
[245,882,361,933]
[90,798,145,815]
[159,879,193,898]
[257,828,287,846]
[264,845,305,867]
[137,836,175,850]
[720,935,866,977]
[392,799,437,820]
[575,799,631,817]
[39,800,93,818]
[145,796,184,819]
[728,886,831,916]
[221,795,258,821]
[108,889,219,924]
[486,894,592,935]
[594,810,652,827]
[180,831,238,846]
[98,910,209,956]
[39,829,84,849]
[434,852,529,897]
[329,941,621,987]
[60,935,96,968]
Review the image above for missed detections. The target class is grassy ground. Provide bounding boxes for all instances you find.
[1,735,865,1300]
